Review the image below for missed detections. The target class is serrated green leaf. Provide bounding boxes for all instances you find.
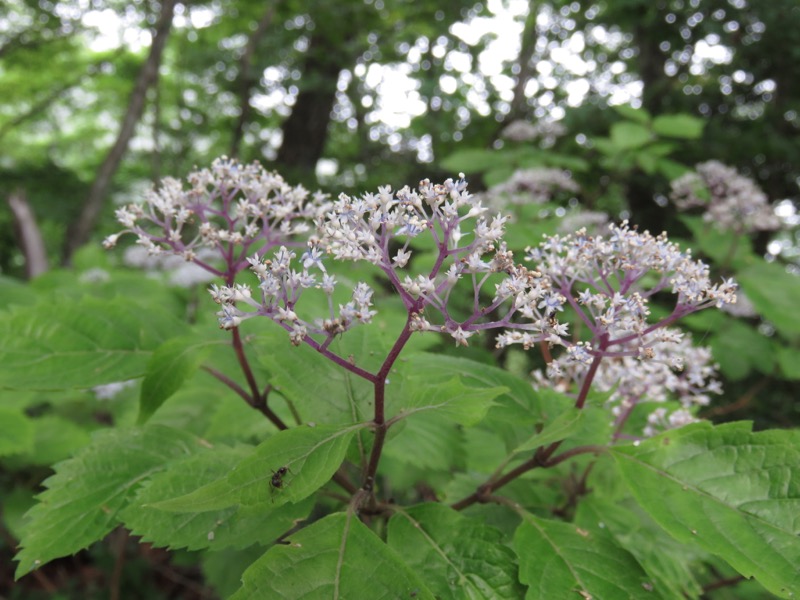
[231,512,435,599]
[14,425,204,577]
[652,114,705,139]
[154,423,365,512]
[0,408,34,457]
[120,446,312,551]
[0,297,185,390]
[388,504,525,599]
[512,406,584,454]
[514,512,659,599]
[611,422,800,598]
[575,495,705,599]
[139,335,215,423]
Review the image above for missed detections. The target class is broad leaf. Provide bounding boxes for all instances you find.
[393,376,506,426]
[138,335,216,423]
[120,446,312,551]
[154,423,365,512]
[388,504,525,599]
[0,297,184,390]
[0,408,34,457]
[576,495,705,599]
[512,406,584,454]
[609,121,652,150]
[611,422,800,598]
[383,411,465,471]
[15,425,203,577]
[231,512,435,599]
[514,512,659,599]
[738,261,800,337]
[652,113,705,139]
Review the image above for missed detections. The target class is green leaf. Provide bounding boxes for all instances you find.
[0,408,34,457]
[575,495,705,599]
[6,415,92,466]
[383,411,465,471]
[609,121,652,150]
[776,345,800,379]
[0,297,185,390]
[656,157,691,180]
[388,504,525,599]
[256,328,374,425]
[514,512,659,599]
[611,422,800,597]
[614,104,652,124]
[512,406,584,454]
[710,321,774,380]
[440,148,508,174]
[396,352,556,425]
[652,114,705,139]
[138,335,215,423]
[231,512,435,599]
[153,423,364,512]
[14,425,204,577]
[393,375,506,426]
[738,261,800,338]
[120,446,313,551]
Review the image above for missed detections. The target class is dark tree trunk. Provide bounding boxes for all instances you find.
[275,30,352,177]
[63,0,177,264]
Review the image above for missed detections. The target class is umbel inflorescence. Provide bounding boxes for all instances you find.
[105,158,737,437]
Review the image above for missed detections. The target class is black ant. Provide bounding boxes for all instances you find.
[270,466,291,497]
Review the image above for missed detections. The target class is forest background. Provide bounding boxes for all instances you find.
[1,0,800,598]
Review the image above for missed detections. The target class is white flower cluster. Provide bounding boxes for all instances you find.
[500,119,567,146]
[534,329,721,436]
[313,176,564,346]
[670,161,780,233]
[481,168,579,213]
[103,157,328,273]
[519,222,735,436]
[209,245,375,345]
[526,222,737,323]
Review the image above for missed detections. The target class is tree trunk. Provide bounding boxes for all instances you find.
[8,190,48,278]
[63,0,177,264]
[275,29,353,177]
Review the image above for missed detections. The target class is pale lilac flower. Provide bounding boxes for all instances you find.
[670,161,780,233]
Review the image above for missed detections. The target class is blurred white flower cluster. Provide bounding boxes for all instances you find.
[500,119,567,146]
[670,160,780,233]
[480,168,579,213]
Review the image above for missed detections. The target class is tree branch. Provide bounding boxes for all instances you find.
[63,0,178,263]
